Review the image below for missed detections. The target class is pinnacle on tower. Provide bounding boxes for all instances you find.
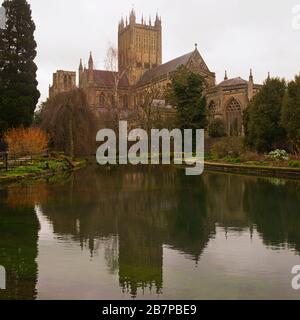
[79,58,83,71]
[88,52,93,70]
[129,8,136,24]
[119,16,124,30]
[155,12,161,26]
[249,68,253,82]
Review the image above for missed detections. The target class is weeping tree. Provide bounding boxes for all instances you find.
[40,89,99,157]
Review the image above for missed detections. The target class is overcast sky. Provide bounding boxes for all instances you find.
[2,0,300,102]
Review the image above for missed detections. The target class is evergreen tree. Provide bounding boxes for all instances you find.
[0,0,40,136]
[281,75,300,154]
[244,77,286,153]
[166,65,207,130]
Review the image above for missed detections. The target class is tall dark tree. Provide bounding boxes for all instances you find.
[166,65,207,130]
[0,0,40,136]
[244,77,286,153]
[281,75,300,154]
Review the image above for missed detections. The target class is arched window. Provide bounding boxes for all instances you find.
[226,98,242,136]
[99,93,105,108]
[208,101,217,120]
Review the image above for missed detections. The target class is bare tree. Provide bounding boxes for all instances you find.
[104,44,128,123]
[135,84,169,132]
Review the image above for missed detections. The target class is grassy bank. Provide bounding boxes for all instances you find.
[0,154,86,184]
[204,160,300,180]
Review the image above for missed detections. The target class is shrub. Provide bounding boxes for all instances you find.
[268,149,289,161]
[4,128,49,157]
[240,151,264,162]
[289,161,300,168]
[208,118,226,138]
[211,137,244,159]
[224,157,241,164]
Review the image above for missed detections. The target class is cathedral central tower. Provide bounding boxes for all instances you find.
[118,9,162,85]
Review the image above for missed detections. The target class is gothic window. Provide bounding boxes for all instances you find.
[99,93,105,108]
[226,98,243,136]
[208,101,217,120]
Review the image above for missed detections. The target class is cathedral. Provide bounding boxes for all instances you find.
[49,9,262,135]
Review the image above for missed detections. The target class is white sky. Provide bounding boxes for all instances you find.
[3,0,300,103]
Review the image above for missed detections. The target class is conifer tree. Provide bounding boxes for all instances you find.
[281,75,300,154]
[0,0,40,136]
[244,78,286,153]
[166,66,207,131]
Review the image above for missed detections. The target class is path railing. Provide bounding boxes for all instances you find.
[0,152,44,172]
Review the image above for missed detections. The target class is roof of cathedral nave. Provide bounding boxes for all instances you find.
[137,51,195,87]
[92,70,129,88]
[217,77,249,88]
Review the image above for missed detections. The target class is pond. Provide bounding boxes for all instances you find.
[0,165,300,300]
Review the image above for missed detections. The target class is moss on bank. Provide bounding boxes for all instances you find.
[0,155,86,184]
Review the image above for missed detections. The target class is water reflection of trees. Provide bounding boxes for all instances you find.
[2,166,300,299]
[0,188,39,300]
[39,167,300,296]
[38,166,215,297]
[243,178,300,253]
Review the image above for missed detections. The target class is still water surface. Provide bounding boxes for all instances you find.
[0,165,300,300]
